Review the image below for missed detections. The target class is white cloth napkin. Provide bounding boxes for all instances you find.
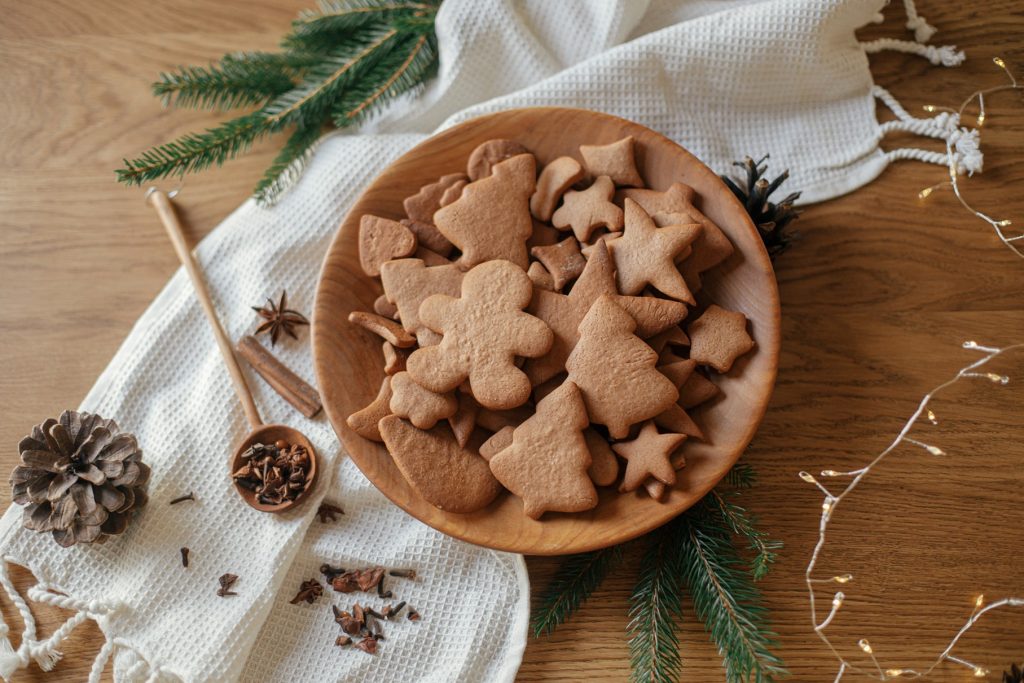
[0,1,968,681]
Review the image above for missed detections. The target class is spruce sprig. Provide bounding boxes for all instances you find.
[118,0,440,204]
[679,508,786,682]
[628,524,685,683]
[531,545,623,637]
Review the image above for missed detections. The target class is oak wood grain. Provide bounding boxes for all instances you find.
[1,1,1022,681]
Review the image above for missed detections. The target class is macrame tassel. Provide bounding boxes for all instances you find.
[0,561,35,682]
[32,646,63,672]
[0,627,20,683]
[861,38,965,67]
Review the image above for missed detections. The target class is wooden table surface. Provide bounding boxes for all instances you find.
[1,1,1021,681]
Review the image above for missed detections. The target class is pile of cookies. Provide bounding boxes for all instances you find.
[346,136,755,519]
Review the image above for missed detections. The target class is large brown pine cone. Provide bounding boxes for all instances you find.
[10,410,150,547]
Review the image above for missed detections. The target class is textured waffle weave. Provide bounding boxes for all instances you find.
[0,0,933,680]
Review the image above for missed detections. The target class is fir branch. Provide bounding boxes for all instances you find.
[284,0,436,53]
[152,51,321,110]
[679,512,787,682]
[331,31,436,125]
[254,122,325,205]
[707,491,781,581]
[724,462,757,489]
[532,546,622,637]
[117,111,278,186]
[628,525,685,683]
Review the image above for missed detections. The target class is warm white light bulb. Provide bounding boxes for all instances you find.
[919,187,934,199]
[927,409,938,424]
[799,471,817,484]
[996,219,1013,227]
[976,111,986,127]
[975,594,985,608]
[994,56,1007,69]
[858,639,873,654]
[832,592,844,609]
[885,669,904,678]
[834,574,853,584]
[974,667,989,677]
[926,445,945,456]
[923,104,937,112]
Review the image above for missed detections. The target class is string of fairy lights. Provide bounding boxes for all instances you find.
[800,341,1022,681]
[917,57,1024,259]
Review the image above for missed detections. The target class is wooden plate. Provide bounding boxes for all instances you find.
[313,108,779,555]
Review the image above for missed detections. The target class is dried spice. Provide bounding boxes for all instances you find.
[316,502,344,523]
[330,566,385,594]
[335,636,352,647]
[407,608,421,622]
[289,578,323,605]
[232,440,311,506]
[354,637,378,655]
[217,573,238,597]
[180,547,190,568]
[388,569,417,580]
[169,492,195,505]
[252,290,309,346]
[10,409,150,547]
[320,563,345,582]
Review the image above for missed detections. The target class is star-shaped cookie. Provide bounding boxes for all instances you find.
[579,136,644,187]
[620,182,734,292]
[687,304,755,373]
[530,237,586,291]
[525,240,688,385]
[606,200,701,303]
[551,175,624,242]
[612,421,686,493]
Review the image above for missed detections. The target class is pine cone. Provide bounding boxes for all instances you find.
[721,155,801,261]
[1005,663,1023,683]
[10,410,150,547]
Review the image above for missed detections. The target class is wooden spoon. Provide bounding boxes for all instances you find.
[147,189,317,513]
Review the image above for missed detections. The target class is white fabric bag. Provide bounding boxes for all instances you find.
[0,1,976,681]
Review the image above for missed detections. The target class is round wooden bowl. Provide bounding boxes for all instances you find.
[313,107,779,555]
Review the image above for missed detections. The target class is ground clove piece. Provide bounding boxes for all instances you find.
[169,492,196,505]
[407,608,421,622]
[217,573,239,597]
[180,547,190,568]
[316,502,344,523]
[289,578,323,605]
[388,569,417,580]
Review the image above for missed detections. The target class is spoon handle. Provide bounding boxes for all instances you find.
[147,189,263,429]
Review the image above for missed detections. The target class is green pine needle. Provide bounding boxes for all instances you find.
[628,525,685,683]
[532,546,622,638]
[707,490,781,581]
[152,51,320,110]
[253,122,325,205]
[679,509,787,682]
[118,0,440,203]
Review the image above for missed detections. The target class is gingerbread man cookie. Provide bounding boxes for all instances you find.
[488,380,598,519]
[434,154,536,269]
[552,175,624,242]
[407,260,553,410]
[379,259,464,337]
[565,296,678,439]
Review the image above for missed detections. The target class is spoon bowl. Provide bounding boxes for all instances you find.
[231,424,319,513]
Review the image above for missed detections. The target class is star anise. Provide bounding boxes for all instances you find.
[252,290,309,346]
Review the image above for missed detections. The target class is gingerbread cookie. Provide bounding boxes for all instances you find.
[401,219,454,257]
[579,136,644,187]
[488,380,598,519]
[378,416,501,513]
[606,200,701,303]
[644,450,686,501]
[647,325,689,354]
[434,154,536,269]
[530,156,584,221]
[466,139,531,181]
[584,428,618,487]
[403,173,467,223]
[389,371,458,430]
[527,220,562,248]
[677,217,735,293]
[613,421,685,493]
[687,304,754,373]
[448,392,479,448]
[658,359,697,389]
[382,341,408,375]
[413,246,451,267]
[619,182,696,216]
[612,296,688,339]
[374,294,400,320]
[527,262,555,291]
[348,311,416,348]
[439,178,467,207]
[476,404,533,432]
[478,425,513,462]
[380,259,464,337]
[579,231,621,259]
[358,215,417,277]
[407,260,553,410]
[565,296,678,439]
[551,175,624,242]
[530,237,586,291]
[346,376,392,442]
[678,371,720,409]
[653,404,704,440]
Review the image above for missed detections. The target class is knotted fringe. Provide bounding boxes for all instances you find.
[861,1,982,177]
[0,559,132,682]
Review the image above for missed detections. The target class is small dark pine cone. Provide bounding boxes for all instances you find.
[10,410,150,547]
[1005,663,1023,683]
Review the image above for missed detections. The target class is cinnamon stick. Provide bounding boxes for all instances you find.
[235,335,322,418]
